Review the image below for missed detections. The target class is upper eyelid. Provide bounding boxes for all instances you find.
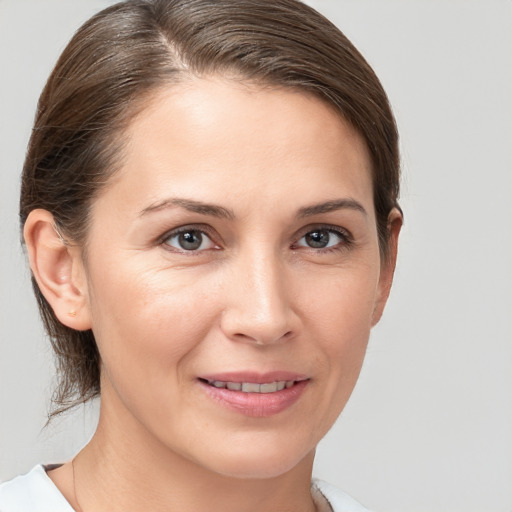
[159,226,220,255]
[291,225,354,253]
[294,223,352,240]
[159,224,218,243]
[157,223,353,249]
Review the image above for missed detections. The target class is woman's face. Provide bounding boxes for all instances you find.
[78,78,395,478]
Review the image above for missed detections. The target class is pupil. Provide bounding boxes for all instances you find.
[179,231,202,250]
[306,230,329,248]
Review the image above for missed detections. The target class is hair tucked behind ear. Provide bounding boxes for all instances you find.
[20,0,400,420]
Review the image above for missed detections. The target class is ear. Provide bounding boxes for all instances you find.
[371,208,403,326]
[23,209,92,330]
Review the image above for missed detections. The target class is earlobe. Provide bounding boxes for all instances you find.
[23,209,91,331]
[371,208,403,326]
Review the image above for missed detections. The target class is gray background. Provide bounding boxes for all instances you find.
[1,1,511,511]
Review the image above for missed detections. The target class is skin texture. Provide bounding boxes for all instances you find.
[24,77,401,512]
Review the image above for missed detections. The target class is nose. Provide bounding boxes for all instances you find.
[220,250,296,345]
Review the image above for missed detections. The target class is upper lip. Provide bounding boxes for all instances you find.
[198,371,309,384]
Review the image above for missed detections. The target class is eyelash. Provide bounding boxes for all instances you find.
[159,225,219,254]
[158,224,353,255]
[292,224,353,253]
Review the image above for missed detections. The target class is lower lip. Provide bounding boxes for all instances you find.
[199,380,309,417]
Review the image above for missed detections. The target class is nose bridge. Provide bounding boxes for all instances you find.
[221,243,293,344]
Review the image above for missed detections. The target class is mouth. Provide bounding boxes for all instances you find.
[197,374,309,417]
[201,378,298,393]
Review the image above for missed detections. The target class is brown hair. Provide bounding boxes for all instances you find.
[20,0,400,418]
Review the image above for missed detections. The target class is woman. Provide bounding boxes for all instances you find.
[0,0,402,510]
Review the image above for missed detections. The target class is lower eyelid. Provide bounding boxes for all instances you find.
[292,232,355,255]
[160,227,218,251]
[296,227,351,242]
[158,225,353,253]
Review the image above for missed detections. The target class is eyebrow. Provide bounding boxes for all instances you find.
[139,197,366,220]
[297,198,367,218]
[140,198,235,219]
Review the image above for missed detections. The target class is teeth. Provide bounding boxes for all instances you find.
[260,382,277,393]
[241,382,261,393]
[208,380,297,393]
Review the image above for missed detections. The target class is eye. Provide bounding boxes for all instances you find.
[295,227,349,250]
[162,228,217,252]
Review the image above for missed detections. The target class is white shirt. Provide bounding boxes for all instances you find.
[0,465,370,512]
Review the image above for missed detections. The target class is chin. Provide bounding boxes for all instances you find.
[198,439,315,480]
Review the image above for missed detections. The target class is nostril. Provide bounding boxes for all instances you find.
[220,301,296,345]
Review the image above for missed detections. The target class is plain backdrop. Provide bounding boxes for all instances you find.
[1,1,511,511]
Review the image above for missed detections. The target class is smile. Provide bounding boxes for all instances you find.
[198,375,309,417]
[206,380,295,393]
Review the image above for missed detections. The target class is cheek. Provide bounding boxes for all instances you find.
[304,265,378,415]
[305,263,379,343]
[85,259,218,385]
[85,262,224,437]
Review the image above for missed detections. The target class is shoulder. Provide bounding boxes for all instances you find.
[0,468,370,512]
[0,465,73,512]
[312,479,372,512]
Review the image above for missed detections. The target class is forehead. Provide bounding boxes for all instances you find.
[99,77,374,217]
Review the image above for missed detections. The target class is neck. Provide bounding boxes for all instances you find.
[71,395,317,512]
